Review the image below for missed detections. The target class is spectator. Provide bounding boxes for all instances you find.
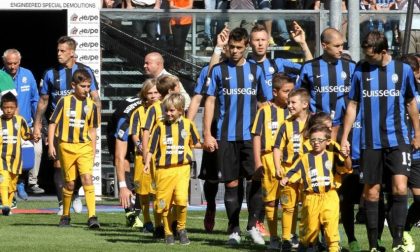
[169,0,193,61]
[396,0,420,53]
[125,0,160,41]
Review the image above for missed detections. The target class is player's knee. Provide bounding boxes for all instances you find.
[265,201,275,207]
[224,186,238,203]
[80,174,93,186]
[64,181,75,191]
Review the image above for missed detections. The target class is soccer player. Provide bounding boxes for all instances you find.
[203,27,269,245]
[296,27,355,140]
[273,88,310,251]
[341,31,420,251]
[143,93,201,245]
[107,93,143,228]
[251,73,294,249]
[34,36,101,215]
[48,69,99,228]
[0,92,32,216]
[280,124,352,251]
[129,79,161,233]
[187,26,229,233]
[399,54,420,252]
[248,22,312,101]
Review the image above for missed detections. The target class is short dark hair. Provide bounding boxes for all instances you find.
[304,112,332,139]
[58,36,77,51]
[157,75,179,97]
[72,69,92,85]
[1,92,17,107]
[309,124,331,140]
[272,73,295,90]
[362,31,388,53]
[229,27,249,45]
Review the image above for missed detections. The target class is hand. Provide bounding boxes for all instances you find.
[280,177,289,187]
[412,134,420,150]
[33,127,41,142]
[340,139,351,157]
[119,187,133,209]
[204,135,218,152]
[290,21,306,45]
[216,26,230,48]
[144,164,150,174]
[253,165,264,180]
[48,146,56,160]
[104,0,115,8]
[275,167,284,179]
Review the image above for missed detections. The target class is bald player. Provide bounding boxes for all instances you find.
[296,27,355,140]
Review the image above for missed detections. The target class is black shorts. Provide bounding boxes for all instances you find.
[198,121,219,181]
[409,160,420,188]
[360,145,411,185]
[338,173,363,205]
[198,150,219,181]
[217,140,254,183]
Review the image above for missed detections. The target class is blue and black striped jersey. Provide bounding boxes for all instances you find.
[206,60,268,141]
[40,63,98,110]
[194,65,210,95]
[349,60,416,149]
[296,57,355,126]
[248,58,301,101]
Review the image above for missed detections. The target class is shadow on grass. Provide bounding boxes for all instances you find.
[12,223,59,227]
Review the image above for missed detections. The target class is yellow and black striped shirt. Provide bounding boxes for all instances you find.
[273,117,306,165]
[0,115,31,174]
[49,94,98,143]
[287,150,351,193]
[148,117,200,167]
[129,105,147,137]
[251,103,289,153]
[143,100,164,131]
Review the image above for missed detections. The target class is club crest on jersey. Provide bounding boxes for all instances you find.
[180,129,187,139]
[14,123,19,131]
[341,71,347,80]
[158,199,166,209]
[280,194,289,204]
[325,160,333,170]
[22,76,27,84]
[83,105,90,114]
[392,74,398,84]
[269,66,275,74]
[2,129,8,136]
[249,73,254,82]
